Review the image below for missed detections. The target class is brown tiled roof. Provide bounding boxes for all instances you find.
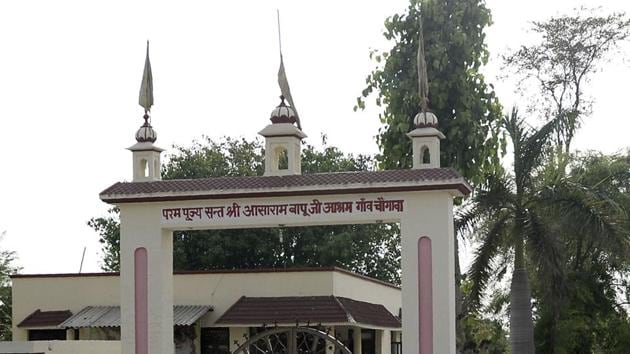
[100,168,470,203]
[215,296,400,328]
[17,309,73,328]
[337,298,400,328]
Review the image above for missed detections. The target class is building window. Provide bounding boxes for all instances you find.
[347,329,376,354]
[421,146,431,164]
[28,329,66,341]
[276,147,289,170]
[391,340,402,354]
[361,329,376,354]
[175,326,198,354]
[95,327,121,340]
[141,158,149,177]
[201,328,230,354]
[391,331,402,354]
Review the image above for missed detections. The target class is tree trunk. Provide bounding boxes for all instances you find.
[510,239,535,354]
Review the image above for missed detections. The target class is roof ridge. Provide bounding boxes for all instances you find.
[214,295,246,324]
[17,309,40,327]
[332,295,355,324]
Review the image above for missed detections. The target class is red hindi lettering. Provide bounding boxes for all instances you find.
[227,203,241,218]
[308,199,322,215]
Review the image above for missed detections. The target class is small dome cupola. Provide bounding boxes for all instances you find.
[407,13,444,170]
[413,111,438,128]
[270,96,297,124]
[135,114,157,143]
[259,52,306,176]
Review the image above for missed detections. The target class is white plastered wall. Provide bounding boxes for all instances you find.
[0,340,120,354]
[119,203,173,354]
[131,150,161,181]
[331,272,401,319]
[11,270,397,331]
[411,137,440,169]
[264,136,302,176]
[174,271,333,327]
[11,276,119,341]
[400,192,456,354]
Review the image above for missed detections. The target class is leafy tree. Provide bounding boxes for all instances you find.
[0,232,21,341]
[88,208,120,272]
[504,8,630,154]
[458,277,509,353]
[356,0,504,185]
[90,137,401,284]
[358,3,505,348]
[533,151,630,353]
[163,137,264,180]
[459,110,627,353]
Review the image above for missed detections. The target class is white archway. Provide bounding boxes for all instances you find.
[101,170,469,354]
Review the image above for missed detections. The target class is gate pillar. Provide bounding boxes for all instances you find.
[120,204,174,354]
[401,193,456,354]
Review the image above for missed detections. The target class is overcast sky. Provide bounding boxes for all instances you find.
[1,0,628,275]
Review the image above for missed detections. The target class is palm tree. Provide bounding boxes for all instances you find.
[457,109,625,353]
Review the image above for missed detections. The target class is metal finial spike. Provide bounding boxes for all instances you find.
[417,11,430,113]
[277,9,283,60]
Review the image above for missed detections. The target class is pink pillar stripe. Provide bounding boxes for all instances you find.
[418,236,433,354]
[134,248,148,354]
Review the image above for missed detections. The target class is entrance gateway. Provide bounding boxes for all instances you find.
[99,44,471,354]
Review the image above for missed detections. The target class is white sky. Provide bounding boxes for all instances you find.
[0,0,628,275]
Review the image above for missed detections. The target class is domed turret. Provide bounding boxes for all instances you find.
[259,97,306,176]
[413,111,438,128]
[407,13,445,170]
[270,96,297,124]
[135,115,157,143]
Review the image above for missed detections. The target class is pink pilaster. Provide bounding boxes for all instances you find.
[418,236,433,354]
[134,248,148,354]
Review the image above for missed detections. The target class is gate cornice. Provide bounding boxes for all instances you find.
[100,168,471,204]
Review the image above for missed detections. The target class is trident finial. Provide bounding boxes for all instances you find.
[139,40,154,115]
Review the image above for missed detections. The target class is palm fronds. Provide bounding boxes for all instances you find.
[467,211,511,310]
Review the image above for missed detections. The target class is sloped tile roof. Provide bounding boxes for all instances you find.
[17,309,73,328]
[337,297,401,328]
[215,296,400,328]
[100,168,470,203]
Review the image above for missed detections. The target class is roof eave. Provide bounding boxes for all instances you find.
[212,321,400,329]
[100,180,472,204]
